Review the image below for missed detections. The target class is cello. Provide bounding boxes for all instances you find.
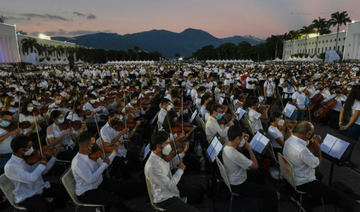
[314,98,337,119]
[308,92,323,112]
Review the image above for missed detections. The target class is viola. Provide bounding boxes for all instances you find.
[314,98,337,119]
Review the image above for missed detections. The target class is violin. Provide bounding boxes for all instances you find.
[25,145,61,165]
[88,142,118,161]
[217,113,234,125]
[171,121,193,133]
[59,119,71,130]
[71,120,83,130]
[92,101,100,109]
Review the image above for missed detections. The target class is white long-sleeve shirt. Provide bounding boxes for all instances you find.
[5,155,56,203]
[205,116,230,143]
[71,152,116,196]
[144,152,184,203]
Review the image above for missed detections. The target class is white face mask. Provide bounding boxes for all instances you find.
[10,102,15,106]
[55,100,62,104]
[100,97,105,101]
[166,104,173,111]
[162,144,172,156]
[27,107,34,112]
[278,119,285,126]
[24,147,34,156]
[238,138,246,148]
[90,99,96,104]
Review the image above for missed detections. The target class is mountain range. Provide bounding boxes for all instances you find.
[53,28,264,58]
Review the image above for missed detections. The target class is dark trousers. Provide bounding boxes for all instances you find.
[18,183,68,212]
[156,197,199,212]
[56,148,77,161]
[111,148,140,178]
[230,170,278,212]
[77,178,145,212]
[178,183,203,204]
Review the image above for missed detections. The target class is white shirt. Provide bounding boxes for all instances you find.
[264,80,275,97]
[144,152,184,203]
[0,128,16,154]
[292,92,306,110]
[19,114,42,135]
[205,116,230,143]
[222,146,252,185]
[100,123,128,157]
[351,100,360,125]
[46,123,75,150]
[5,155,56,203]
[268,126,284,149]
[283,135,319,186]
[157,108,168,127]
[71,152,116,196]
[248,108,263,133]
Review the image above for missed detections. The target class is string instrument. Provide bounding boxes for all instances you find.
[308,93,323,112]
[59,119,71,130]
[217,113,234,125]
[25,113,47,165]
[92,101,100,109]
[162,141,185,162]
[71,120,84,131]
[171,121,193,133]
[25,145,63,165]
[88,142,116,160]
[314,98,337,119]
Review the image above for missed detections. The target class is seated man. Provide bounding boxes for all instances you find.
[205,104,234,143]
[5,136,68,212]
[72,132,141,212]
[145,131,200,212]
[283,121,344,210]
[222,125,278,212]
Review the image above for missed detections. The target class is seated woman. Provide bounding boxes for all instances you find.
[19,100,46,148]
[46,110,77,161]
[267,111,285,155]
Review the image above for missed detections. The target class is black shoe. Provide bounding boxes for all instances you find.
[345,161,358,168]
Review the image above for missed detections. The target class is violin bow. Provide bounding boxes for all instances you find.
[166,114,182,162]
[181,85,184,133]
[32,112,44,158]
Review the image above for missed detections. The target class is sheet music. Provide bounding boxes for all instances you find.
[236,108,246,121]
[190,110,198,124]
[150,112,159,125]
[206,136,223,162]
[250,132,270,154]
[219,97,224,105]
[283,103,296,118]
[321,134,350,160]
[143,143,150,160]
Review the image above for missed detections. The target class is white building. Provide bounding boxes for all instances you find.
[0,22,75,65]
[283,20,360,60]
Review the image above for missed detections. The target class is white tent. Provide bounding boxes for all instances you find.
[273,57,282,62]
[312,55,322,62]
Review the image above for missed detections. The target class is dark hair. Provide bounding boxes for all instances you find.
[78,132,95,145]
[270,111,282,123]
[228,125,246,141]
[0,110,13,118]
[210,104,222,115]
[161,98,171,106]
[11,135,31,153]
[162,111,178,132]
[243,97,259,109]
[201,94,211,105]
[49,110,62,125]
[108,109,120,118]
[150,131,169,150]
[343,86,360,124]
[20,100,33,116]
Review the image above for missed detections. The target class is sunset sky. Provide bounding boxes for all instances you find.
[1,0,359,39]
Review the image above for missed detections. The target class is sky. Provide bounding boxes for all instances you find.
[0,0,359,39]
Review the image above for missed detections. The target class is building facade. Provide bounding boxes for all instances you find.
[283,20,360,60]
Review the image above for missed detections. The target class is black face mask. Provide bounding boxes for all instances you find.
[318,88,324,91]
[335,90,341,94]
[111,119,119,127]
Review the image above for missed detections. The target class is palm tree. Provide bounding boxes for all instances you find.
[300,26,315,56]
[289,30,301,56]
[312,17,328,55]
[21,37,39,55]
[329,11,351,52]
[134,46,140,60]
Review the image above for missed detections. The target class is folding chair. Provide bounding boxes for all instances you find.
[0,174,27,211]
[60,168,105,212]
[268,144,282,181]
[145,177,187,212]
[215,158,259,212]
[277,153,324,212]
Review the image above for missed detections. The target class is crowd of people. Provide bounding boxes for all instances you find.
[0,61,359,212]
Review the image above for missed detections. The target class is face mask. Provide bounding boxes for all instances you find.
[58,118,65,124]
[278,119,285,126]
[56,100,62,104]
[90,99,96,104]
[347,88,352,91]
[216,113,223,120]
[305,83,308,86]
[166,104,173,111]
[200,93,204,97]
[238,138,246,148]
[100,97,105,101]
[132,100,138,105]
[111,118,119,127]
[268,78,272,81]
[24,147,34,156]
[162,144,172,156]
[0,120,11,128]
[27,107,34,112]
[10,102,15,106]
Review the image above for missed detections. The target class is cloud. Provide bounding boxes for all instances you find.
[21,13,71,21]
[73,11,85,17]
[87,13,96,20]
[3,16,31,21]
[29,29,112,37]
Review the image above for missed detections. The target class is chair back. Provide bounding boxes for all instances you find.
[145,177,166,211]
[215,157,234,195]
[277,153,297,190]
[60,168,83,206]
[0,174,26,210]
